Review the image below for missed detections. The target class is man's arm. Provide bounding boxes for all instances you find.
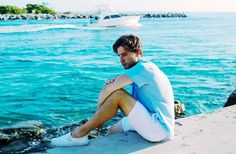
[97,74,133,108]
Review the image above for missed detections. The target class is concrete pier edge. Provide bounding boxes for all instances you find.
[46,105,236,154]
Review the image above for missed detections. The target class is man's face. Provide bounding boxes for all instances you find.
[117,46,139,69]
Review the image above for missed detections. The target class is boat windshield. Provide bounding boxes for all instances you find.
[103,16,110,20]
[103,14,121,20]
[110,15,121,18]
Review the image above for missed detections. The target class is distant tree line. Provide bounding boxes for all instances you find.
[0,4,56,14]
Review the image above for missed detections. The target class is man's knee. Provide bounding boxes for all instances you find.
[112,89,127,97]
[107,89,130,102]
[97,89,127,109]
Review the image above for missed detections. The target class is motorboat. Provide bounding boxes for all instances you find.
[88,5,140,27]
[89,14,140,27]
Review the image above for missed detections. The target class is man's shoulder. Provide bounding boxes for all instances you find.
[140,59,159,70]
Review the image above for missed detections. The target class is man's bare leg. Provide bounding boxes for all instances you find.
[72,89,136,138]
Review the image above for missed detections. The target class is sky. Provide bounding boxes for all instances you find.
[1,0,236,13]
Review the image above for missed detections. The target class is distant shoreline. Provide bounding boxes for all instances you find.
[0,12,187,21]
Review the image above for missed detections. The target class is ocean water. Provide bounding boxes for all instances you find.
[0,13,236,130]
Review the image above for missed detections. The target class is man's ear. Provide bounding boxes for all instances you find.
[136,50,142,55]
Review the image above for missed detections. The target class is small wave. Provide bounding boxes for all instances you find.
[0,24,107,34]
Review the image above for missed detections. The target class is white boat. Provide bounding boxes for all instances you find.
[88,5,140,27]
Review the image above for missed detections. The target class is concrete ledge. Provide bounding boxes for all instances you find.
[46,105,236,154]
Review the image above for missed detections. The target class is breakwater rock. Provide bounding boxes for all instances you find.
[142,13,187,18]
[0,12,187,21]
[0,14,91,20]
[224,89,236,107]
[0,119,92,153]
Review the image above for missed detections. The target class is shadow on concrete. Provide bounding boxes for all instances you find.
[47,132,164,154]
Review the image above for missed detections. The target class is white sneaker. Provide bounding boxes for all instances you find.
[51,132,89,147]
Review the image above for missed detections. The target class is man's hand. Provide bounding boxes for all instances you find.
[97,74,133,109]
[104,77,117,86]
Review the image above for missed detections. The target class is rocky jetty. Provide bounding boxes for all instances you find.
[142,12,187,18]
[0,13,90,20]
[0,119,91,153]
[0,12,187,21]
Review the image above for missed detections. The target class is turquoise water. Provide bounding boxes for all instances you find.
[0,13,236,129]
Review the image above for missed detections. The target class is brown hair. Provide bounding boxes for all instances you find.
[112,34,143,55]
